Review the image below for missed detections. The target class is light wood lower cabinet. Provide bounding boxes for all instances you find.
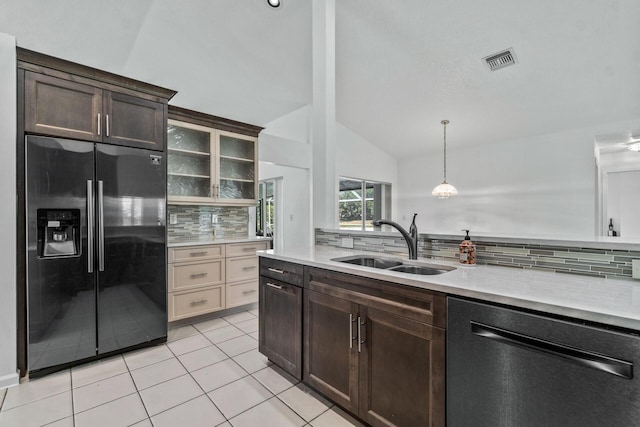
[169,285,225,321]
[168,241,269,321]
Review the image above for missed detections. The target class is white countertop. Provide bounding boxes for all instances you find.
[168,236,272,248]
[258,246,640,331]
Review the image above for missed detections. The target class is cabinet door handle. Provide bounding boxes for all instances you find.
[243,266,257,270]
[190,272,208,278]
[267,268,284,274]
[242,247,257,251]
[97,113,101,136]
[106,114,110,137]
[358,316,366,353]
[266,282,282,290]
[242,289,257,295]
[349,314,357,349]
[190,251,208,257]
[190,299,208,306]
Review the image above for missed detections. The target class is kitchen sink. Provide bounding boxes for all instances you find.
[331,255,454,276]
[387,264,452,275]
[333,255,403,269]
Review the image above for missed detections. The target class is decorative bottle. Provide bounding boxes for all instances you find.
[459,229,476,266]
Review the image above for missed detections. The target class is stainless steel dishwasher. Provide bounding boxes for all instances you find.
[447,297,640,427]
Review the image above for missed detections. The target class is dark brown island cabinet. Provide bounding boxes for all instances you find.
[258,258,305,380]
[20,48,169,151]
[258,257,447,427]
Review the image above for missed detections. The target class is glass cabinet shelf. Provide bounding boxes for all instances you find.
[168,147,210,157]
[168,172,211,179]
[219,155,253,162]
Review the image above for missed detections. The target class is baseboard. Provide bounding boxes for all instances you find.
[0,370,19,390]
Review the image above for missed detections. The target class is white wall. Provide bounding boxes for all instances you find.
[259,107,398,236]
[335,123,398,218]
[397,126,599,239]
[0,32,18,389]
[606,170,640,239]
[260,163,311,250]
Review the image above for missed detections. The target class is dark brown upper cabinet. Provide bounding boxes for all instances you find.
[19,48,175,151]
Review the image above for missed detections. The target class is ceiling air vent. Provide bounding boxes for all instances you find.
[483,48,518,71]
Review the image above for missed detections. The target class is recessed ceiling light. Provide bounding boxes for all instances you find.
[267,0,281,7]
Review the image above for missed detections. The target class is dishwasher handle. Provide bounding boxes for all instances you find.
[470,321,633,379]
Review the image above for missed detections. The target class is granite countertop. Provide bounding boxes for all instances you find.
[168,236,272,248]
[258,246,640,331]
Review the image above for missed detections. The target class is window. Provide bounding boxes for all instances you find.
[339,177,391,231]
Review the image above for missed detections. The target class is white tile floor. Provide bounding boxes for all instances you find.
[0,308,364,427]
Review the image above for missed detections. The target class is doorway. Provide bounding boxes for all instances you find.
[257,180,276,243]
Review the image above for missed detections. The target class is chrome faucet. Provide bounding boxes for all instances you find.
[372,213,418,260]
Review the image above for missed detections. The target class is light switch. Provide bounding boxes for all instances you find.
[632,259,640,280]
[169,213,178,225]
[211,214,218,224]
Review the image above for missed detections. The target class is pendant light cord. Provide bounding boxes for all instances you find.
[442,119,449,182]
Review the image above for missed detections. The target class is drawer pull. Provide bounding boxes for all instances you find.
[242,289,257,295]
[190,299,208,306]
[267,268,284,274]
[243,266,257,270]
[266,282,283,290]
[189,251,208,257]
[190,272,208,278]
[242,247,257,251]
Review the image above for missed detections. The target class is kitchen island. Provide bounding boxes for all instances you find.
[257,245,640,427]
[258,245,640,331]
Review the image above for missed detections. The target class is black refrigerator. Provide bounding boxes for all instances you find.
[26,135,167,374]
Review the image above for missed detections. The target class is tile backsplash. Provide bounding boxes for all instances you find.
[168,205,249,240]
[315,229,638,279]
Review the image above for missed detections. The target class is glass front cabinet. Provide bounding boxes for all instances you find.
[167,119,258,205]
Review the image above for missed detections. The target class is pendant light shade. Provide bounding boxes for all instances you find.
[432,120,458,199]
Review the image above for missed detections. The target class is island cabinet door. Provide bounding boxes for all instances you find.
[259,276,302,379]
[304,289,360,415]
[359,306,446,427]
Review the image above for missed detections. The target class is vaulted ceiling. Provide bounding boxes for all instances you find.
[1,0,639,158]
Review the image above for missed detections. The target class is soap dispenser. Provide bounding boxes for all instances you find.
[459,229,476,266]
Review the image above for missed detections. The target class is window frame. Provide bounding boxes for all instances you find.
[338,176,391,231]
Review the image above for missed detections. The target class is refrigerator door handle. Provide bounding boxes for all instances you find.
[97,180,105,272]
[87,180,94,273]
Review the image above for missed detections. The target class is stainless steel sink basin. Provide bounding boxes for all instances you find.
[388,264,452,275]
[331,255,454,276]
[331,255,402,269]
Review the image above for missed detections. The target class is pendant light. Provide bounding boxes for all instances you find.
[431,119,458,199]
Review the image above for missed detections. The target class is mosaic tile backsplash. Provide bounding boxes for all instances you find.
[168,205,249,240]
[315,229,639,279]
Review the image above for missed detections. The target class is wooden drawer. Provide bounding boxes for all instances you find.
[226,255,259,283]
[169,259,225,292]
[227,279,258,308]
[168,285,225,321]
[226,241,269,258]
[168,244,225,263]
[259,257,304,287]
